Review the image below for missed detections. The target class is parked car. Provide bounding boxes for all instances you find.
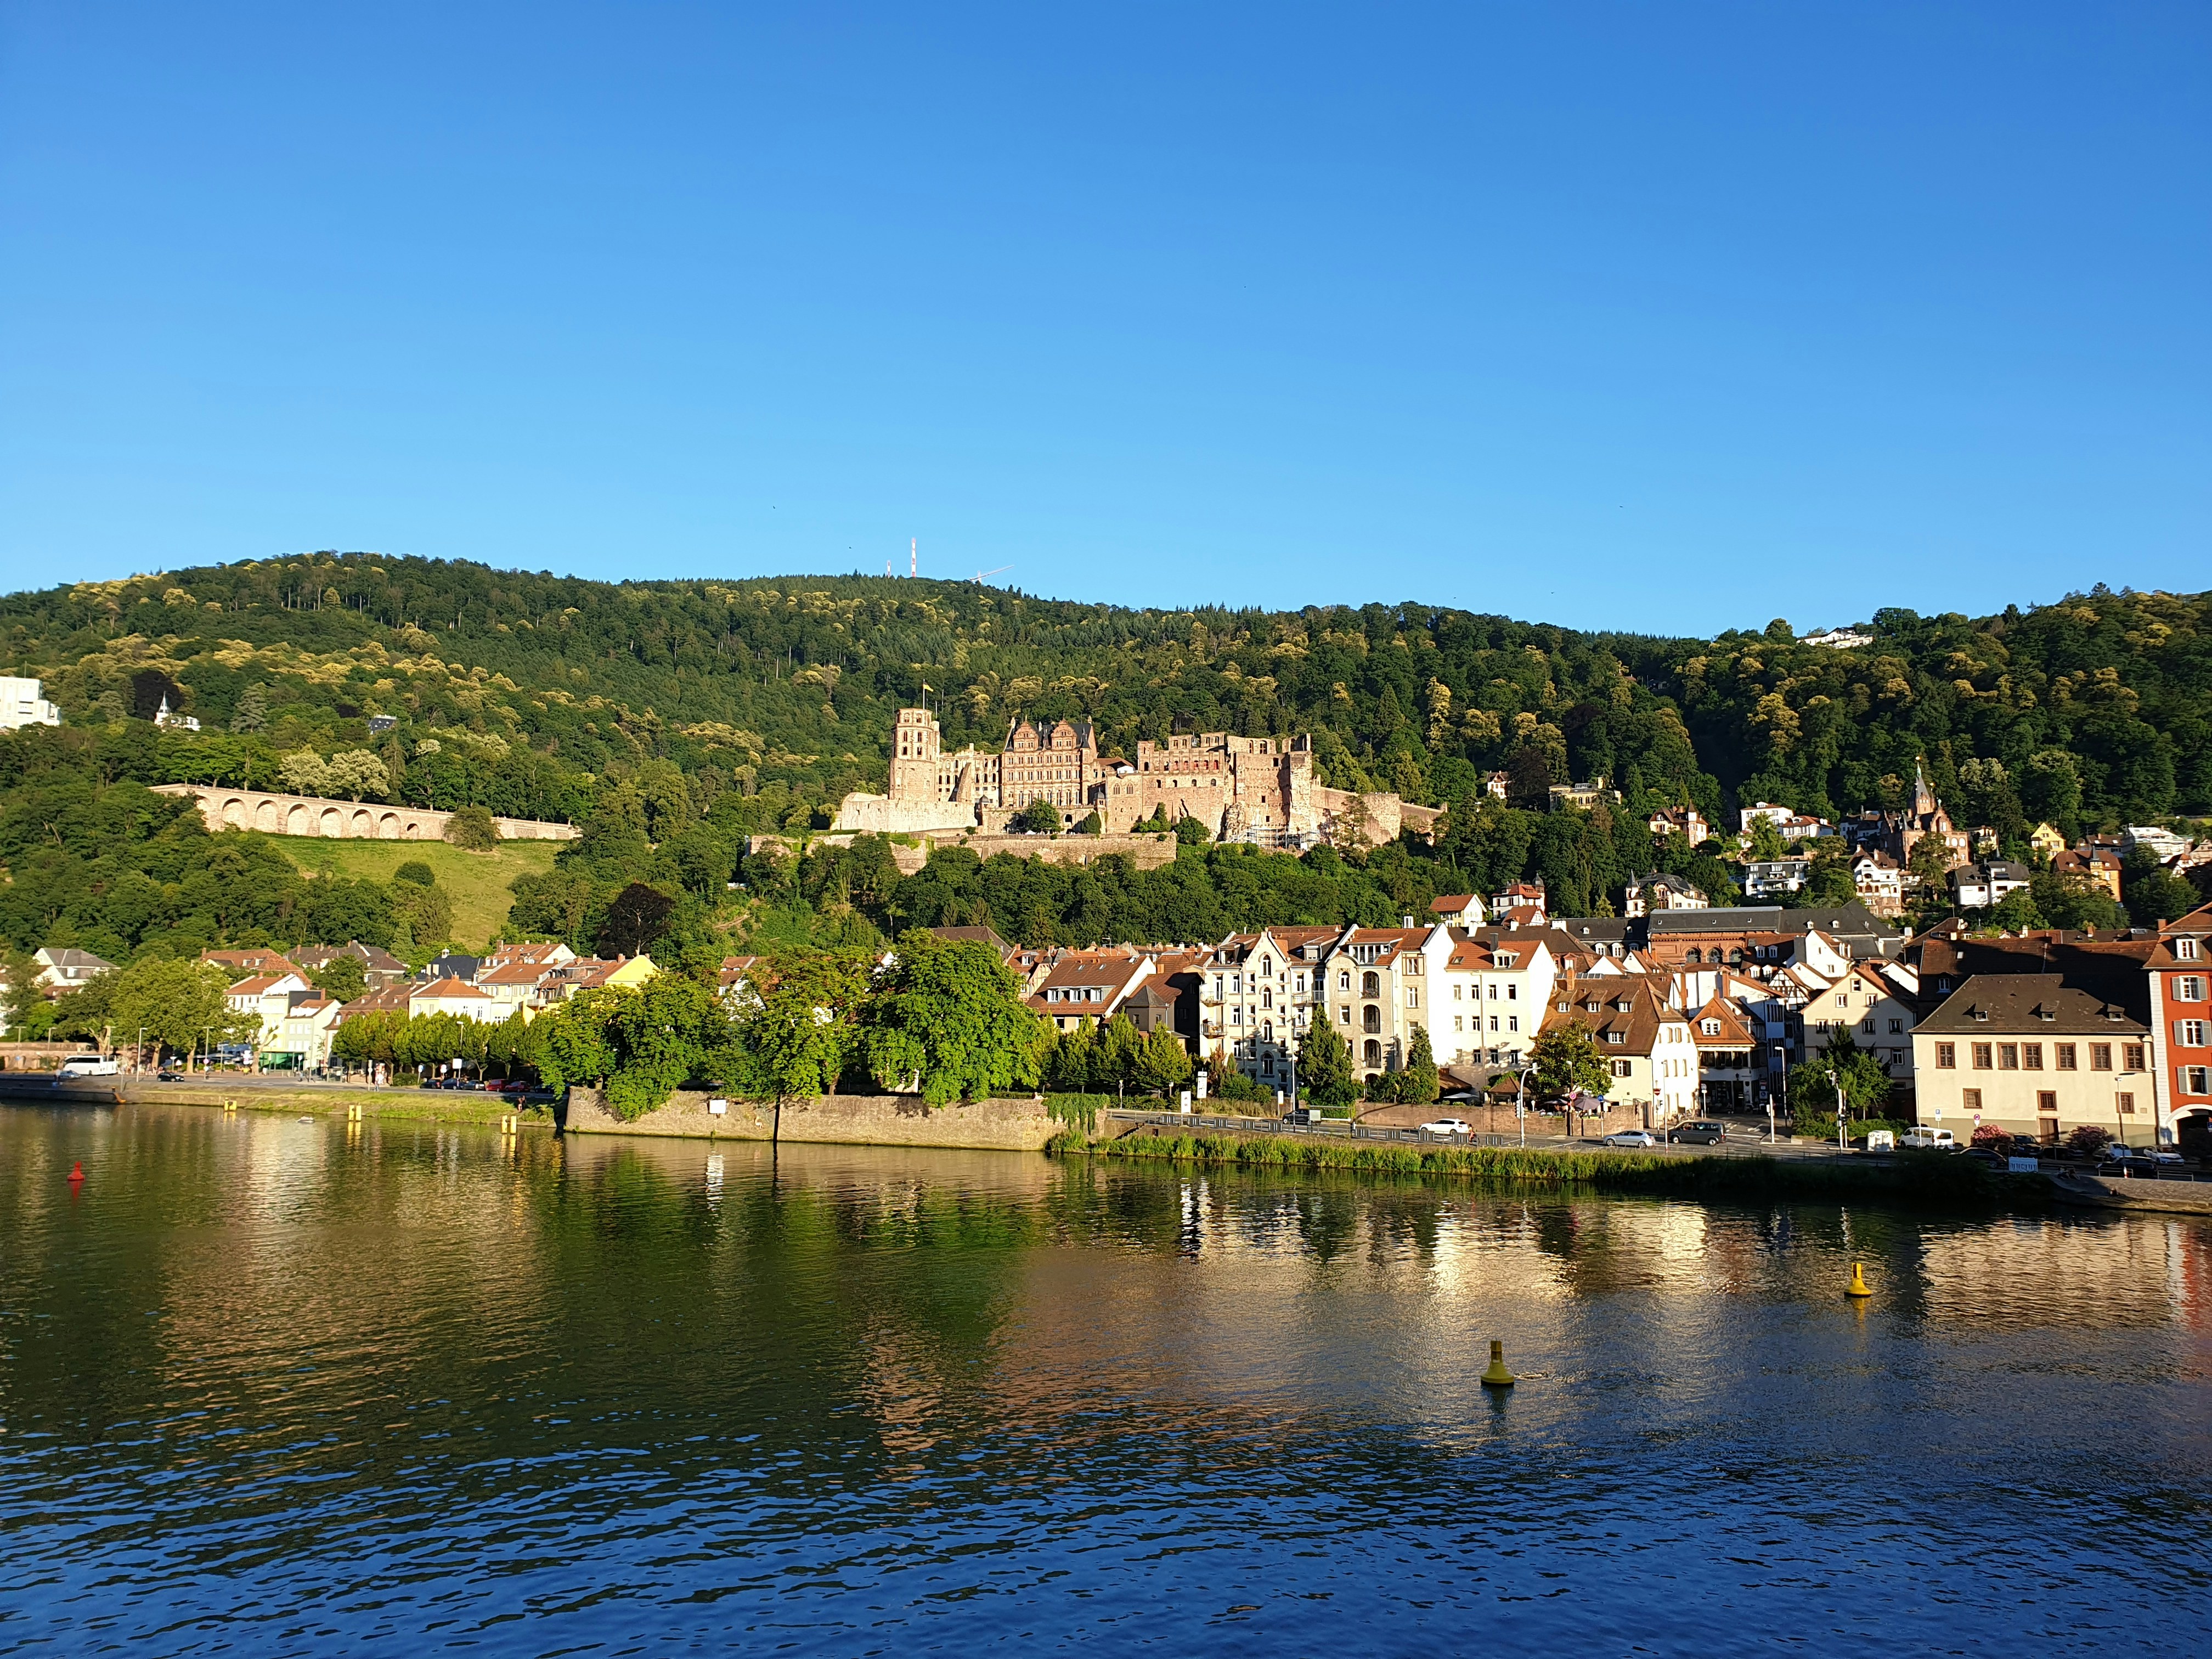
[1667,1121,1727,1146]
[156,1069,185,1082]
[1861,1129,1896,1152]
[1283,1107,1325,1125]
[1899,1128,1957,1150]
[1963,1146,2007,1168]
[1418,1119,1471,1136]
[1599,1129,1656,1148]
[57,1055,120,1078]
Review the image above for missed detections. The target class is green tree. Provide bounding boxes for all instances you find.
[1398,1023,1441,1105]
[1530,1020,1613,1102]
[531,977,733,1120]
[1044,1016,1098,1092]
[1906,832,1957,897]
[1745,815,1788,863]
[1296,1017,1359,1107]
[2029,869,2128,932]
[861,933,1047,1103]
[1171,813,1212,845]
[228,685,269,733]
[1804,837,1857,906]
[443,803,500,850]
[2121,855,2200,925]
[1075,810,1103,835]
[1131,1025,1193,1096]
[306,954,368,1004]
[1092,1013,1146,1098]
[728,950,872,1124]
[1018,798,1062,836]
[1787,1028,1892,1125]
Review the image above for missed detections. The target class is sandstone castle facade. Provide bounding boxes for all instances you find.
[834,707,1438,848]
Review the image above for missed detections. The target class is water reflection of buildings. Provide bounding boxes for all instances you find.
[1916,1215,2211,1333]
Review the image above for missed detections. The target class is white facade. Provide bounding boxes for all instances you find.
[1,676,61,731]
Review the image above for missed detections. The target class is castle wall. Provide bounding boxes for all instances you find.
[831,791,978,835]
[152,784,578,843]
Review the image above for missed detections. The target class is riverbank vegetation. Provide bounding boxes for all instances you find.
[1063,1127,2038,1207]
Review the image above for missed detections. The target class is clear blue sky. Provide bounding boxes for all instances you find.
[3,3,2206,634]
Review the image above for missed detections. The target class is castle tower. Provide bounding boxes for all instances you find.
[888,707,944,803]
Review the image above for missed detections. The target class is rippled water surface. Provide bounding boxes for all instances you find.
[3,1102,2208,1655]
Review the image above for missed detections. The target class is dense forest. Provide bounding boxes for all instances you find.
[2,556,2207,985]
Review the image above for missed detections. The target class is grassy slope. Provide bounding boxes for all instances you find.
[280,838,560,950]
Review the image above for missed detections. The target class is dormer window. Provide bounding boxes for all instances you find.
[1701,1019,1721,1036]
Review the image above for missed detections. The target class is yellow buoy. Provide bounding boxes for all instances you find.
[1480,1339,1517,1388]
[1846,1261,1873,1299]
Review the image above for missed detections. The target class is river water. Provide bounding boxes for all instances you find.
[2,1102,2207,1656]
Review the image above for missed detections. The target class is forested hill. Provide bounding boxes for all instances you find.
[3,555,2207,833]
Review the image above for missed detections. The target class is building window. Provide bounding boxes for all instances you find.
[1888,1018,1903,1033]
[1454,1015,1463,1033]
[1362,1006,1381,1034]
[2123,1043,2146,1071]
[2117,1092,2136,1115]
[1962,1088,1981,1111]
[1611,1060,1632,1078]
[1997,1044,2018,1070]
[2056,1043,2076,1070]
[1363,1040,1381,1065]
[1362,972,1380,998]
[2176,976,2207,1002]
[1508,1016,1519,1032]
[2179,1020,2208,1048]
[2183,1066,2210,1095]
[1972,1043,1993,1069]
[2176,939,2201,961]
[1406,988,1419,1009]
[1338,1007,1350,1024]
[2091,1043,2112,1070]
[1936,1042,1956,1069]
[2023,1043,2042,1070]
[1338,972,1350,991]
[2036,1090,2057,1113]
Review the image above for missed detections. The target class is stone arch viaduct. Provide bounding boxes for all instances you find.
[151,785,579,843]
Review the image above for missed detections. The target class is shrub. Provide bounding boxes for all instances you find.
[2064,1125,2114,1160]
[394,860,436,887]
[1206,1066,1273,1104]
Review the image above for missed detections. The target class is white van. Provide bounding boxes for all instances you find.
[57,1055,120,1078]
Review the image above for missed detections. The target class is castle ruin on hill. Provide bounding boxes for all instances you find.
[832,707,1439,849]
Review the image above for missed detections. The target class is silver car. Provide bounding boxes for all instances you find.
[1599,1130,1657,1148]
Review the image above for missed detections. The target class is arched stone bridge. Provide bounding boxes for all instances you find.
[151,785,579,843]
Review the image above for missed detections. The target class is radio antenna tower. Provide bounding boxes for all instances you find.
[910,537,918,578]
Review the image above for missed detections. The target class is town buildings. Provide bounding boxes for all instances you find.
[1950,860,2032,910]
[0,676,62,730]
[32,947,115,995]
[1622,872,1708,917]
[1912,976,2155,1143]
[1539,977,1698,1124]
[1740,803,1835,842]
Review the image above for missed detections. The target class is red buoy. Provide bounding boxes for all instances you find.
[69,1161,84,1183]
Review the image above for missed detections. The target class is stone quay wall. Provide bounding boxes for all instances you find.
[562,1087,1062,1150]
[154,784,579,843]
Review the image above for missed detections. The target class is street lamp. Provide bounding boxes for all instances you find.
[1516,1064,1537,1147]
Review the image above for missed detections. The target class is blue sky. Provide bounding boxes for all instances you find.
[3,3,2206,634]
